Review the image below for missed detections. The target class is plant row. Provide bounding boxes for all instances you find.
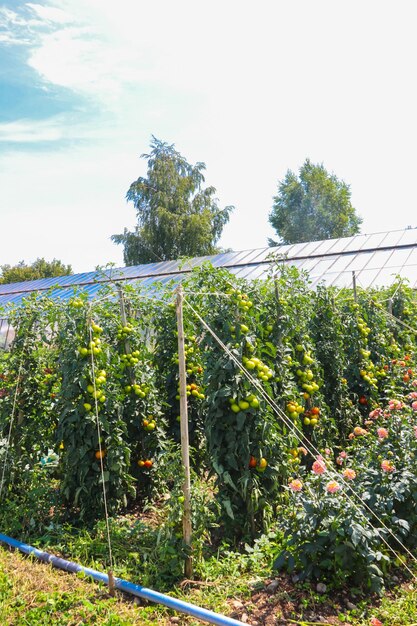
[0,263,416,579]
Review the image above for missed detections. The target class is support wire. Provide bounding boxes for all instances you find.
[0,340,27,500]
[87,312,115,593]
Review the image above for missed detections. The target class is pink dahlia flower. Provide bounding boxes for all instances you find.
[312,456,326,475]
[342,468,356,480]
[381,459,395,473]
[326,480,341,493]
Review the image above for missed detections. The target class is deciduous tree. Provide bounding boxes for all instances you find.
[0,258,72,284]
[269,159,362,245]
[112,137,233,265]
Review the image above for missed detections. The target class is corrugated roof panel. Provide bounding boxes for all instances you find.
[137,261,177,277]
[350,252,379,277]
[290,240,322,258]
[391,263,417,287]
[363,267,398,288]
[241,247,275,264]
[394,229,409,246]
[297,257,329,274]
[397,228,417,246]
[265,248,291,264]
[356,268,385,288]
[1,229,416,312]
[324,271,354,289]
[288,239,323,258]
[231,264,269,280]
[380,230,407,248]
[237,249,267,264]
[141,274,181,287]
[369,231,399,249]
[279,243,300,257]
[317,234,360,256]
[403,248,417,268]
[340,234,369,253]
[357,231,388,251]
[118,264,148,278]
[185,254,213,268]
[386,247,416,270]
[287,259,306,270]
[348,250,385,272]
[275,241,308,258]
[322,253,356,275]
[308,256,342,278]
[0,293,25,308]
[310,277,325,289]
[307,237,339,256]
[211,250,251,267]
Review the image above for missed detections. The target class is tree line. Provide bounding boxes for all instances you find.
[0,137,362,283]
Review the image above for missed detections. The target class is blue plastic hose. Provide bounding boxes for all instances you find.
[0,532,247,626]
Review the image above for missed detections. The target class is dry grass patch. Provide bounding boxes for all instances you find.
[0,546,176,625]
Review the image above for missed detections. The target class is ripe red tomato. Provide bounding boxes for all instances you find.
[359,396,367,405]
[249,456,257,468]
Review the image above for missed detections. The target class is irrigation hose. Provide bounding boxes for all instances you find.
[0,533,247,626]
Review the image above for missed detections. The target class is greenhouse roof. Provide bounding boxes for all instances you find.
[1,227,417,311]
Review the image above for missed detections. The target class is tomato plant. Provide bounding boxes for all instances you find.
[55,297,134,520]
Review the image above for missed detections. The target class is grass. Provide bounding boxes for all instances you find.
[0,547,175,625]
[3,507,417,626]
[349,580,417,626]
[3,543,417,625]
[0,543,261,626]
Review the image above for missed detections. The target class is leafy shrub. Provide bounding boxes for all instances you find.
[275,377,417,592]
[0,464,59,539]
[274,472,390,592]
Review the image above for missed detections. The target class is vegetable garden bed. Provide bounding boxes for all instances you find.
[1,262,417,622]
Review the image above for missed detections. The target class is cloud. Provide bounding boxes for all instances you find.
[0,111,112,143]
[26,3,73,24]
[1,0,417,274]
[0,5,40,45]
[0,117,65,143]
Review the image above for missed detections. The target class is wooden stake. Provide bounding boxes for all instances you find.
[352,271,357,302]
[175,285,193,579]
[108,569,115,597]
[117,285,135,385]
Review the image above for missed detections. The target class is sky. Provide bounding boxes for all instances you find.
[0,0,416,274]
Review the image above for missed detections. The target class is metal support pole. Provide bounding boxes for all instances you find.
[175,285,193,579]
